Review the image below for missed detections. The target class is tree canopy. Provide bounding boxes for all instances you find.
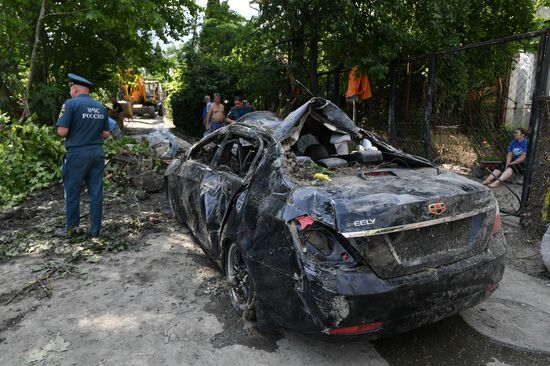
[0,0,541,128]
[253,0,535,81]
[168,0,537,135]
[1,0,199,121]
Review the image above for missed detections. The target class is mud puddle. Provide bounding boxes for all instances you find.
[203,292,284,352]
[186,245,284,352]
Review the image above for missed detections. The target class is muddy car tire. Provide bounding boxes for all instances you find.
[225,242,256,321]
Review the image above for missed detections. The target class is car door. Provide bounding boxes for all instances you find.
[200,132,262,255]
[177,133,225,244]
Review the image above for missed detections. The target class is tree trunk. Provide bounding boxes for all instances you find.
[289,17,305,81]
[290,35,305,72]
[21,0,48,120]
[308,31,319,96]
[190,13,199,51]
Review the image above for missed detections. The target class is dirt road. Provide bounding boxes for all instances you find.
[2,115,550,365]
[0,230,388,366]
[2,226,550,366]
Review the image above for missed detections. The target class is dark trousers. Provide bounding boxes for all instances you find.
[62,148,105,235]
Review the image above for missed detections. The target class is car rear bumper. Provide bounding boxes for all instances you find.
[299,233,506,338]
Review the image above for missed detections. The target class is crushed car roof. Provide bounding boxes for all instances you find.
[237,97,434,168]
[239,98,360,145]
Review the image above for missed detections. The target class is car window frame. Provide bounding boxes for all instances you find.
[210,131,265,181]
[211,136,243,178]
[187,131,226,167]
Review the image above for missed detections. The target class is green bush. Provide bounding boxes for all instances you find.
[170,52,249,137]
[0,114,66,207]
[170,89,205,137]
[29,83,66,125]
[103,136,149,158]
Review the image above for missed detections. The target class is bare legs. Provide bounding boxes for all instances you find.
[482,167,514,187]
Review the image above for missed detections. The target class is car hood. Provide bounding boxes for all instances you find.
[281,169,495,234]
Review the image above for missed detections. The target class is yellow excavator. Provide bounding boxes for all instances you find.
[118,70,165,117]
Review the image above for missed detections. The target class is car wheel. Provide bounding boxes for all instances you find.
[225,242,256,321]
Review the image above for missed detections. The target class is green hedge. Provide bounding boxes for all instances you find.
[169,53,245,137]
[169,89,205,137]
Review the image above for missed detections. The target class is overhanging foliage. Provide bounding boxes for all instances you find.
[1,0,199,122]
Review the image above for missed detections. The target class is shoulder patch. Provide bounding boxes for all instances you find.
[59,104,66,118]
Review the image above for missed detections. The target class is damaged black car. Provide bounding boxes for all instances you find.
[165,97,506,338]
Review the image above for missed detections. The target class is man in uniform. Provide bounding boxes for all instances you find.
[56,73,110,237]
[225,95,253,123]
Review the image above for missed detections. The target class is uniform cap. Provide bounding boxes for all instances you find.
[68,73,93,88]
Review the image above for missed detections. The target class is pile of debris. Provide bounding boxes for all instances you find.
[146,129,193,160]
[282,153,333,186]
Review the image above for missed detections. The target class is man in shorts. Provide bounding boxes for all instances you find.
[204,93,232,133]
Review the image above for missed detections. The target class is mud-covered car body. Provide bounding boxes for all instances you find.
[165,98,506,338]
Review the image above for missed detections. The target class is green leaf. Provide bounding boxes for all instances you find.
[44,335,71,353]
[25,349,47,363]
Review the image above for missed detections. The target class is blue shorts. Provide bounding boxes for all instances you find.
[209,122,224,133]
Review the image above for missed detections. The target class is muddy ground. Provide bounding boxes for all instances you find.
[1,115,550,365]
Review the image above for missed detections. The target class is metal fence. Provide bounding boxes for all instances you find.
[390,36,540,165]
[318,29,550,215]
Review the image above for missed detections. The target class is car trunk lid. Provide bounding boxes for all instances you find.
[295,170,497,278]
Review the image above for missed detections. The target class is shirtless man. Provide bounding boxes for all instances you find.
[204,93,232,133]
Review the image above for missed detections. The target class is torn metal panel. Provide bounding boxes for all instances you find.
[165,97,506,339]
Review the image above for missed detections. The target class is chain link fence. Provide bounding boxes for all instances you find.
[409,39,538,168]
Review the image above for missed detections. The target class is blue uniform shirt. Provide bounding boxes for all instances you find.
[108,117,122,139]
[507,139,528,161]
[56,94,109,151]
[227,105,253,121]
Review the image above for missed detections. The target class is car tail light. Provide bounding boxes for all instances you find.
[492,207,501,236]
[296,215,315,229]
[328,322,383,335]
[292,217,355,264]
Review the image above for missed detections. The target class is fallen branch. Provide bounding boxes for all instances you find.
[4,283,35,305]
[3,255,83,304]
[37,278,52,298]
[4,270,54,305]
